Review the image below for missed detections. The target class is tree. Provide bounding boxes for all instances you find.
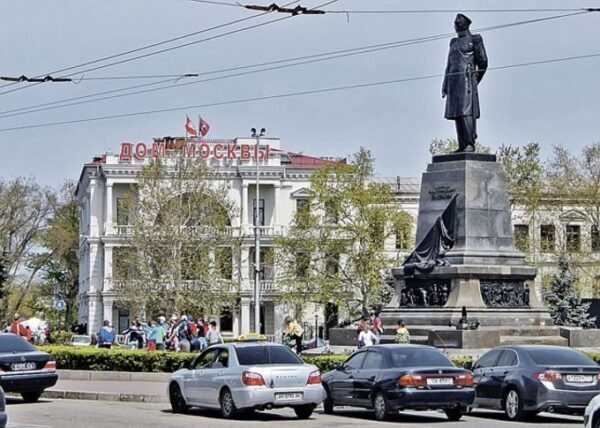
[39,180,80,329]
[543,256,595,328]
[0,253,7,300]
[276,148,414,318]
[113,156,240,317]
[0,177,54,321]
[429,138,491,155]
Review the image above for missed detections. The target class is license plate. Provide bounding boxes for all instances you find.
[275,392,303,400]
[11,362,37,371]
[566,375,593,383]
[426,377,454,386]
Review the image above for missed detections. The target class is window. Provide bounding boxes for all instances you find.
[113,247,139,280]
[388,349,453,368]
[592,226,600,252]
[193,349,218,369]
[249,248,274,280]
[181,246,209,280]
[566,225,581,252]
[395,223,412,251]
[296,199,309,215]
[496,350,518,367]
[216,247,232,279]
[540,224,555,253]
[295,252,310,279]
[528,348,594,366]
[252,199,265,226]
[116,198,130,226]
[474,349,502,369]
[219,310,233,333]
[513,225,529,252]
[212,349,229,368]
[343,352,367,370]
[235,346,303,365]
[325,252,339,276]
[324,201,339,224]
[362,352,383,370]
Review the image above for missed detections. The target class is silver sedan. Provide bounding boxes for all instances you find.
[168,342,325,419]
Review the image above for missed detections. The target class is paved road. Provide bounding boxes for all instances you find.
[4,398,584,428]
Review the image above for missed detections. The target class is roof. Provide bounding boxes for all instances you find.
[283,152,345,169]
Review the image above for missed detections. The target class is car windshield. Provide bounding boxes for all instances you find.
[235,345,303,365]
[0,334,36,353]
[528,348,595,366]
[389,348,454,368]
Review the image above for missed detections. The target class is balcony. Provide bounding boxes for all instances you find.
[107,224,285,239]
[246,280,277,293]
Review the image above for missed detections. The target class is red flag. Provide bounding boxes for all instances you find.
[199,116,210,137]
[185,115,197,137]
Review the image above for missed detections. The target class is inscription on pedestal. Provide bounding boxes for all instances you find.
[399,279,451,307]
[480,280,530,308]
[428,185,456,201]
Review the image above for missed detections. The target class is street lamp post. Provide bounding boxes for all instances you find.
[251,127,265,334]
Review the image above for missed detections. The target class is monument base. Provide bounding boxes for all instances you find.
[428,329,500,349]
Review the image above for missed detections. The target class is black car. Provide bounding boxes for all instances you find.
[470,345,600,420]
[0,333,58,402]
[321,344,475,421]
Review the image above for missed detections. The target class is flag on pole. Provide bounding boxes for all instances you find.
[199,116,210,137]
[185,115,197,137]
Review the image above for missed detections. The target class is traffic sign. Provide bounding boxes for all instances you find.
[53,299,66,311]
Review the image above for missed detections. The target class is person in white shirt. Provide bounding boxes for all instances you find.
[357,325,378,349]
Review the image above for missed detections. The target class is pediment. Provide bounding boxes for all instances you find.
[290,188,312,199]
[559,209,588,223]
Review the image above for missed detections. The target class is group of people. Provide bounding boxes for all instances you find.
[97,314,224,352]
[356,312,410,348]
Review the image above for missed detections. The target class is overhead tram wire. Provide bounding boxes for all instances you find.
[0,10,590,119]
[0,51,599,133]
[0,0,305,96]
[323,8,598,14]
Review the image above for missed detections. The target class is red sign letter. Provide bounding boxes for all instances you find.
[240,144,251,160]
[119,142,133,161]
[227,144,236,159]
[152,141,166,158]
[134,143,147,160]
[213,144,224,160]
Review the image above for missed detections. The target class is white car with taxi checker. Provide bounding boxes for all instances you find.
[168,341,325,419]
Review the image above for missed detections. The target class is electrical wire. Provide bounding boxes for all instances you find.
[324,8,594,14]
[0,0,305,96]
[0,51,597,133]
[188,0,243,7]
[0,10,589,118]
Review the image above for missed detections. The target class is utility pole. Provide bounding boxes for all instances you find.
[251,127,265,333]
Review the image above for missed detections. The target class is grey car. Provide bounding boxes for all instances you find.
[470,345,600,420]
[168,342,325,419]
[0,386,6,428]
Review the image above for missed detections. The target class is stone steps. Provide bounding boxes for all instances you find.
[382,325,561,337]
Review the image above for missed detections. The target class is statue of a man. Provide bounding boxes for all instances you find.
[442,14,488,152]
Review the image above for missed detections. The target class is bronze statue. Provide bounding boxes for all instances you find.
[442,14,488,152]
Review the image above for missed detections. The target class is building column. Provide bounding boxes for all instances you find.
[273,183,280,226]
[89,177,100,236]
[240,298,251,335]
[105,182,113,235]
[102,295,116,327]
[103,245,113,291]
[241,184,249,228]
[87,292,101,335]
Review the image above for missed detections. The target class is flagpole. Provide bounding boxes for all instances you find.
[198,115,201,144]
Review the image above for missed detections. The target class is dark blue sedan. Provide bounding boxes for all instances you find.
[471,345,600,420]
[321,344,474,421]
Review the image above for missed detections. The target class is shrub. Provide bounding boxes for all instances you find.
[302,354,347,372]
[47,331,74,345]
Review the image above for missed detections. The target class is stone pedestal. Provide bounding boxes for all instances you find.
[428,329,500,349]
[559,327,600,347]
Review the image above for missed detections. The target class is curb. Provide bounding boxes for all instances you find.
[57,370,170,382]
[34,390,168,403]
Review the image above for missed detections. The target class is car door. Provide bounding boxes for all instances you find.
[488,349,519,408]
[187,348,219,404]
[472,349,503,407]
[329,352,367,406]
[354,350,383,407]
[201,348,230,406]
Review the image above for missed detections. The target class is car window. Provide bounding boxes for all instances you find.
[235,346,303,365]
[496,350,518,367]
[362,352,383,370]
[194,349,218,369]
[475,349,502,369]
[528,348,595,366]
[388,348,453,368]
[343,352,367,370]
[0,334,36,353]
[212,349,229,368]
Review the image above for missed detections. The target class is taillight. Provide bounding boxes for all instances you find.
[398,374,426,388]
[42,360,56,372]
[242,371,265,386]
[455,373,473,387]
[533,371,562,382]
[307,370,321,385]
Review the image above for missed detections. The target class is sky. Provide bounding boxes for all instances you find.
[1,0,599,187]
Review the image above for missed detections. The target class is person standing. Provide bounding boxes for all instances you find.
[283,316,304,354]
[10,313,31,341]
[155,317,167,351]
[395,319,411,344]
[206,320,224,347]
[372,311,383,344]
[98,320,116,349]
[357,324,378,349]
[442,13,488,152]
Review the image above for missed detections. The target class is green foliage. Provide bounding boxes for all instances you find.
[498,143,543,213]
[47,330,75,345]
[37,345,196,372]
[0,253,7,300]
[544,256,596,328]
[303,354,347,372]
[429,138,491,155]
[276,148,414,317]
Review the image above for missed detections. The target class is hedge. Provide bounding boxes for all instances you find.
[36,345,600,374]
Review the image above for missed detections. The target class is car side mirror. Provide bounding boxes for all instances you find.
[463,361,473,371]
[332,363,342,371]
[185,361,194,370]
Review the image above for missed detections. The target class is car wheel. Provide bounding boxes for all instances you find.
[444,407,463,421]
[21,391,42,403]
[323,386,334,414]
[220,388,237,419]
[294,404,315,419]
[504,389,526,420]
[169,383,188,414]
[373,392,391,421]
